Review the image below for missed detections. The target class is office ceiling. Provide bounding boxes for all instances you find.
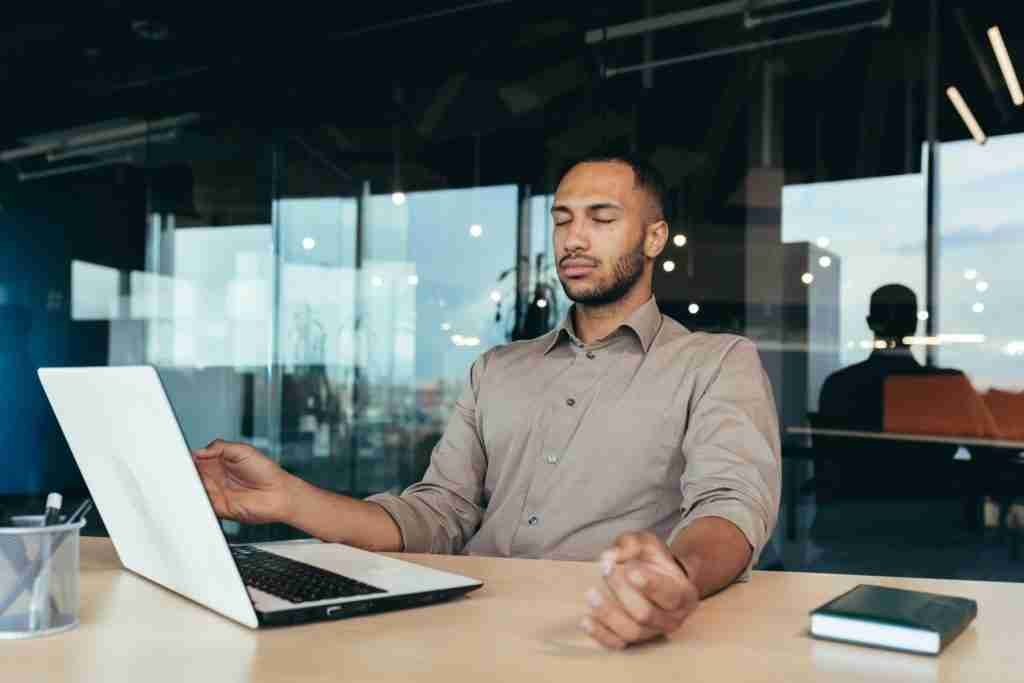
[3,1,1024,196]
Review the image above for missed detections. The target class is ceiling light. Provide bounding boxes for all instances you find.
[816,237,830,249]
[988,26,1024,106]
[917,310,930,321]
[946,87,987,144]
[673,234,687,247]
[441,322,452,332]
[469,224,483,238]
[489,290,502,303]
[371,276,384,287]
[972,302,985,313]
[976,281,989,292]
[801,272,814,285]
[688,303,699,315]
[391,191,406,206]
[964,269,978,281]
[536,299,548,309]
[302,237,316,251]
[407,275,419,286]
[663,260,676,272]
[818,256,832,268]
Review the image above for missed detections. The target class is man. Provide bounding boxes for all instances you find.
[814,284,968,542]
[819,284,943,431]
[194,154,781,649]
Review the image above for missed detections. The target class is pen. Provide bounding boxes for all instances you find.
[29,492,63,630]
[41,493,63,526]
[67,498,94,525]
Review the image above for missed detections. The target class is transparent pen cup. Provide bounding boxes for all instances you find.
[0,515,86,639]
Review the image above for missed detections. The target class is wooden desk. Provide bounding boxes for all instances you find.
[786,426,1024,452]
[4,538,1019,682]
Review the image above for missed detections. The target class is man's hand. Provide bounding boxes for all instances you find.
[192,439,296,525]
[580,531,699,650]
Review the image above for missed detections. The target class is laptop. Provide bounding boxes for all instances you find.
[37,366,483,628]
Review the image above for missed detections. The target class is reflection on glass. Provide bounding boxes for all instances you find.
[783,174,927,369]
[936,133,1024,392]
[274,186,518,497]
[527,194,567,336]
[70,261,119,321]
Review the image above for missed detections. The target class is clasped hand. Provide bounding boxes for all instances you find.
[580,531,699,650]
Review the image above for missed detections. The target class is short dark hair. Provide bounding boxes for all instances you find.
[868,284,918,340]
[556,152,669,222]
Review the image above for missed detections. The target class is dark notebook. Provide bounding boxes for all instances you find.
[809,584,978,655]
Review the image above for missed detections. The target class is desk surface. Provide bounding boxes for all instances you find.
[5,538,1021,682]
[787,425,1024,451]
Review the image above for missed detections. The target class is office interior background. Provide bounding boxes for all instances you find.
[2,0,1023,581]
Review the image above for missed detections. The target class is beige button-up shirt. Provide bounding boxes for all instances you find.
[368,297,781,574]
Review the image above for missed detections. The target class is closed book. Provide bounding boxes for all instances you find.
[810,584,977,655]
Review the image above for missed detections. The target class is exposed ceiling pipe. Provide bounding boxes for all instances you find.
[603,15,890,78]
[585,0,748,44]
[17,155,133,182]
[0,113,199,163]
[46,130,178,162]
[327,0,516,41]
[585,0,885,44]
[745,0,884,28]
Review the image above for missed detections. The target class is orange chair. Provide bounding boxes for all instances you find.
[982,388,1024,442]
[883,373,1002,439]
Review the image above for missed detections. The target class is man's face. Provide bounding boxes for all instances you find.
[551,161,665,306]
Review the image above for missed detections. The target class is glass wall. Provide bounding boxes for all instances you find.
[3,1,1024,579]
[936,133,1024,392]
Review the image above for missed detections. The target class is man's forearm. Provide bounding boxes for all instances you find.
[282,474,403,551]
[668,516,752,598]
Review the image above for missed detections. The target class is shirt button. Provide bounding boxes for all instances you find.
[586,351,596,359]
[545,453,558,464]
[528,515,539,526]
[566,397,576,407]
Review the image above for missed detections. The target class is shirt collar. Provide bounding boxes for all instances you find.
[543,296,663,355]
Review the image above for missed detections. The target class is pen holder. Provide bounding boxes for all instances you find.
[0,515,86,639]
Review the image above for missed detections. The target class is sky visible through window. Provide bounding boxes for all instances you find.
[783,132,1024,391]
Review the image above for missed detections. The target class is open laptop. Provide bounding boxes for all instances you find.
[37,366,482,628]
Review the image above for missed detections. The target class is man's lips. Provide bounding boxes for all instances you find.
[560,259,597,278]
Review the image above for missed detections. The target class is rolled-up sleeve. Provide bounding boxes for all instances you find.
[668,339,781,580]
[365,352,490,554]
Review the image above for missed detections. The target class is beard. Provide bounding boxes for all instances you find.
[559,237,646,306]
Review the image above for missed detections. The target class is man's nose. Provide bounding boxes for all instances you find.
[563,220,589,252]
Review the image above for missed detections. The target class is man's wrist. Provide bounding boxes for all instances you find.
[278,471,306,528]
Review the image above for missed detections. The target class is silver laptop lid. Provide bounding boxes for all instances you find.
[38,366,260,629]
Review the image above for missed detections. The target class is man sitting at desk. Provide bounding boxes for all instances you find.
[814,284,968,538]
[194,154,781,649]
[819,283,955,432]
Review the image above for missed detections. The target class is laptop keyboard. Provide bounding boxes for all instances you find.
[231,545,386,604]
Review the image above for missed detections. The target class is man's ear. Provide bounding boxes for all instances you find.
[645,220,669,258]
